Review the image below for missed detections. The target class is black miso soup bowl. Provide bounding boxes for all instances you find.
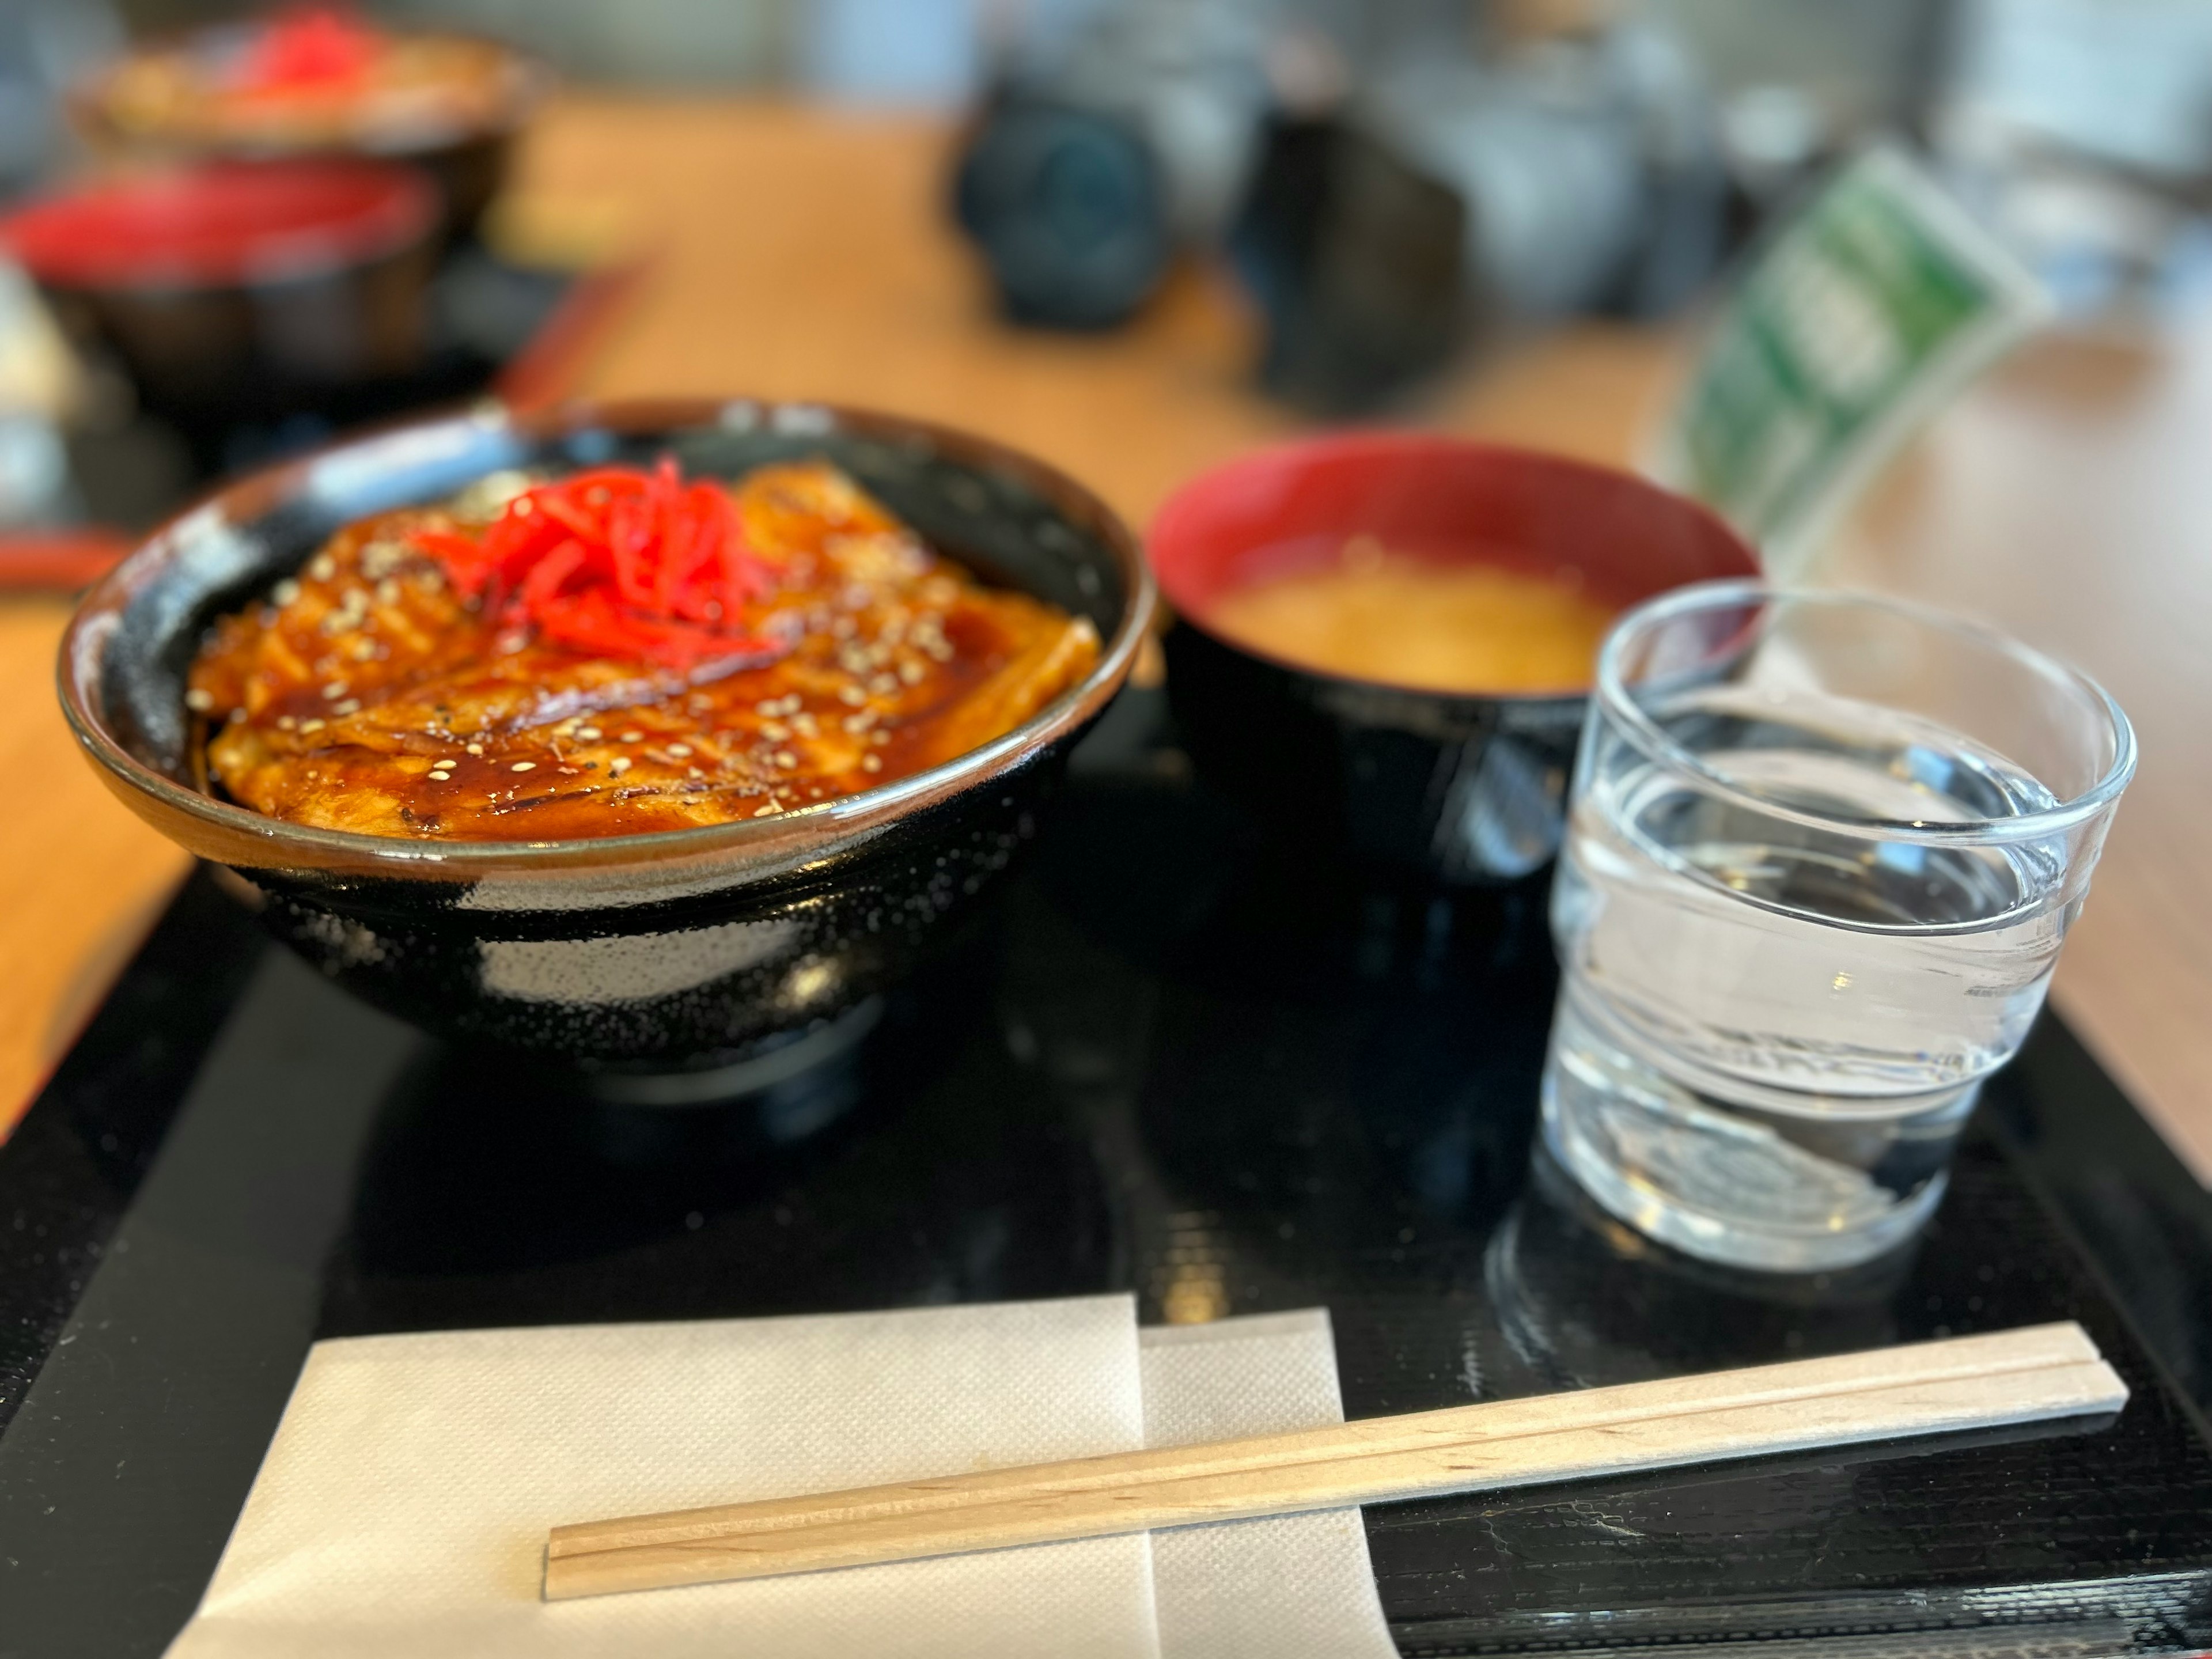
[1151,431,1760,885]
[59,399,1153,1077]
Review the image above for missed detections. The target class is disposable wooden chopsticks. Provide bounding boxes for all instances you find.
[542,1320,2123,1601]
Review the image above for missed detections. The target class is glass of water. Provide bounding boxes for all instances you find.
[1543,582,2135,1272]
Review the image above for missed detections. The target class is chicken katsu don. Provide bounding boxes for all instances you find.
[185,458,1100,840]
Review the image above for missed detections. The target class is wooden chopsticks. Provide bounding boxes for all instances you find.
[542,1320,2123,1601]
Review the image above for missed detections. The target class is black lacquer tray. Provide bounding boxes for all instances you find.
[3,691,2210,1658]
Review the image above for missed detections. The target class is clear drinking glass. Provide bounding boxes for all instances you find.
[1543,583,2136,1271]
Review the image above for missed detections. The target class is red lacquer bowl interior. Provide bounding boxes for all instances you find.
[0,160,435,290]
[1147,431,1761,679]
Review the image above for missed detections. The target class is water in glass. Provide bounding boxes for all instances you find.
[1545,684,2075,1270]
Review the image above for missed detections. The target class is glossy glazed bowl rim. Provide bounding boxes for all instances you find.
[1596,579,2139,845]
[1146,428,1761,710]
[58,397,1155,876]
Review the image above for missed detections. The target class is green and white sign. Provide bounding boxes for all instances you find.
[1650,145,2050,577]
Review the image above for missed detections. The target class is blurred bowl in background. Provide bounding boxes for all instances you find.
[0,158,438,441]
[1149,432,1759,885]
[72,16,550,239]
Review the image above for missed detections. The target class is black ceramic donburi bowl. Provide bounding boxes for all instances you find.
[73,28,553,241]
[59,400,1153,1074]
[1150,432,1761,885]
[0,161,441,452]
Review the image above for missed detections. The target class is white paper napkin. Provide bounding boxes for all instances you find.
[1141,1311,1396,1659]
[164,1296,1396,1659]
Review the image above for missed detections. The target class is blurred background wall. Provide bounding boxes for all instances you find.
[90,0,1941,112]
[13,0,2212,462]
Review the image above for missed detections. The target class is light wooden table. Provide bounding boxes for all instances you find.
[4,97,2206,1185]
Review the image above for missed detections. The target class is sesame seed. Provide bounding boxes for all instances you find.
[428,770,452,782]
[753,802,782,816]
[620,730,643,743]
[184,688,214,712]
[870,673,899,696]
[666,743,692,758]
[308,554,337,581]
[300,718,325,734]
[843,711,875,733]
[838,684,867,706]
[271,579,301,605]
[861,753,882,772]
[898,661,926,685]
[575,726,602,740]
[774,751,798,769]
[322,680,349,699]
[465,742,484,756]
[608,756,631,775]
[277,714,297,731]
[376,579,401,605]
[511,761,536,772]
[760,721,790,742]
[332,699,361,716]
[871,730,889,745]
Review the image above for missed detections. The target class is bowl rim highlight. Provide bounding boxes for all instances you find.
[1146,429,1760,705]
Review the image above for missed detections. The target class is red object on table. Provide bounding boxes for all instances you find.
[0,529,134,592]
[494,255,653,414]
[0,160,434,290]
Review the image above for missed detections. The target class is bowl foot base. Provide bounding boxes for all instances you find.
[577,997,888,1111]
